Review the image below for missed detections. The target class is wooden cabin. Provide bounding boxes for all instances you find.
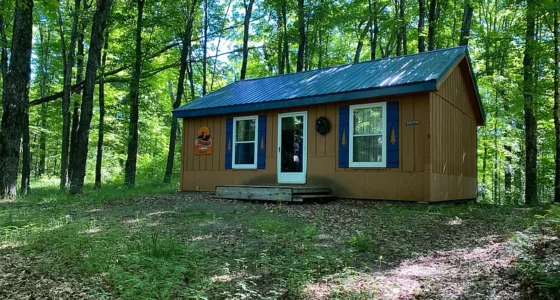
[172,46,485,202]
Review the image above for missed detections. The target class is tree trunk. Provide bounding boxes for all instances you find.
[282,0,290,74]
[58,0,81,191]
[0,0,34,199]
[277,7,285,74]
[69,1,87,185]
[418,0,426,52]
[70,0,113,195]
[458,1,473,46]
[400,0,406,55]
[0,0,7,81]
[369,0,378,60]
[124,0,145,187]
[428,0,437,51]
[95,30,110,189]
[354,20,372,63]
[395,0,402,56]
[554,0,560,203]
[165,0,197,183]
[296,0,305,72]
[38,25,50,177]
[240,0,255,80]
[202,0,208,95]
[317,27,323,69]
[523,0,537,205]
[20,104,31,196]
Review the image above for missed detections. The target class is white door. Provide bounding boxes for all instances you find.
[277,112,307,184]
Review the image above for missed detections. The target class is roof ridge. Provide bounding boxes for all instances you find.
[239,46,467,83]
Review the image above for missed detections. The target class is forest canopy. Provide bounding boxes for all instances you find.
[0,0,558,205]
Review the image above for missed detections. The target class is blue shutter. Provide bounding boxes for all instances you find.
[387,101,399,168]
[339,106,350,168]
[257,115,267,169]
[225,117,233,169]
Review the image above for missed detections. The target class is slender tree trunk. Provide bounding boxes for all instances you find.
[282,1,290,74]
[554,0,560,203]
[69,1,87,185]
[296,0,305,72]
[523,0,537,205]
[277,8,285,74]
[165,0,197,183]
[354,20,372,63]
[482,145,488,201]
[0,0,34,199]
[21,101,31,195]
[202,0,208,95]
[240,0,255,80]
[369,0,378,60]
[459,1,473,46]
[428,0,437,51]
[38,25,50,177]
[395,0,402,56]
[70,0,113,195]
[418,0,426,52]
[400,0,406,55]
[317,27,323,69]
[95,31,110,189]
[58,0,81,191]
[124,0,145,187]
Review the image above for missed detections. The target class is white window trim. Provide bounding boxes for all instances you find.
[232,115,259,169]
[349,102,387,168]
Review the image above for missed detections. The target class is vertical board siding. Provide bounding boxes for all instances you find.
[338,106,350,168]
[180,93,482,201]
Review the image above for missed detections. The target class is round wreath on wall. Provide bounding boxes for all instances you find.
[315,116,331,135]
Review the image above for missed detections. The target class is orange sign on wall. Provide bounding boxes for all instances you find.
[195,126,212,155]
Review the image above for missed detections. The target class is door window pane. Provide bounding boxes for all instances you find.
[280,116,304,173]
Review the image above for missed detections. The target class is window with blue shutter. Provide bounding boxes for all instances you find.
[225,117,233,169]
[339,106,350,168]
[340,101,399,168]
[257,115,267,169]
[386,101,399,168]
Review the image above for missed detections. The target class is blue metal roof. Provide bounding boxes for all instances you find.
[174,46,482,121]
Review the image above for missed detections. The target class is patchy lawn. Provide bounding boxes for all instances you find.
[0,185,556,299]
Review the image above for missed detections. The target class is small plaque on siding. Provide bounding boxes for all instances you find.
[406,121,420,126]
[195,126,212,155]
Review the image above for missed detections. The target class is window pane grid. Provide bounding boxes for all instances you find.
[350,103,386,167]
[233,117,257,168]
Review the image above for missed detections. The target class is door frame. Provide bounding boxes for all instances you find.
[277,111,308,184]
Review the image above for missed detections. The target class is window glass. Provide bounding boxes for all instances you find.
[235,120,255,142]
[233,117,257,168]
[350,103,385,167]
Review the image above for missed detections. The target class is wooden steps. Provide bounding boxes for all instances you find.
[215,185,335,202]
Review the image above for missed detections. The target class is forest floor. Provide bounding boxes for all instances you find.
[0,183,558,299]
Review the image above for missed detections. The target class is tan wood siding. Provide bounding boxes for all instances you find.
[180,93,432,201]
[430,64,479,201]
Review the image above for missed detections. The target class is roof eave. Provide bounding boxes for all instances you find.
[172,81,438,118]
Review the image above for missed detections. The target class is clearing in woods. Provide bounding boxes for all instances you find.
[0,184,555,299]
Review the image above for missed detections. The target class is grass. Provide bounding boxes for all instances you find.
[0,182,551,299]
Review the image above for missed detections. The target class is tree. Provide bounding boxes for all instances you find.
[554,0,560,203]
[418,0,426,52]
[296,0,305,72]
[124,0,145,187]
[428,0,437,51]
[0,0,34,199]
[523,0,537,205]
[58,0,81,191]
[164,0,198,183]
[70,0,113,194]
[95,30,110,189]
[240,0,255,80]
[459,1,473,46]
